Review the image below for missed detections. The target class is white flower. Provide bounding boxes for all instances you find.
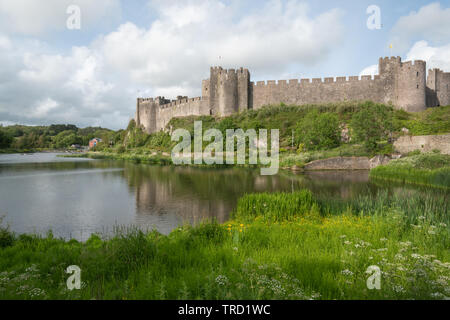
[341,269,354,276]
[215,275,229,286]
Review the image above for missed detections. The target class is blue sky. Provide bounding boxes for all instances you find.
[1,0,450,129]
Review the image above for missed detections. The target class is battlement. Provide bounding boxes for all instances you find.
[137,57,447,134]
[429,68,450,76]
[251,75,380,87]
[380,56,402,63]
[159,97,204,109]
[211,66,249,75]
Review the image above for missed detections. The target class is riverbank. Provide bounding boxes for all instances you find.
[0,190,448,300]
[61,144,370,170]
[370,153,450,189]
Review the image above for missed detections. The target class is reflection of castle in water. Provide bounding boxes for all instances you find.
[121,164,379,232]
[123,165,295,227]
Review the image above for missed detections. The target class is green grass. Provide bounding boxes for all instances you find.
[64,151,173,165]
[370,153,450,189]
[279,144,369,168]
[0,191,448,300]
[394,106,450,136]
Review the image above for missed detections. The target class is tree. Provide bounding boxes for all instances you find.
[350,102,394,151]
[295,110,341,151]
[0,130,13,149]
[53,130,82,149]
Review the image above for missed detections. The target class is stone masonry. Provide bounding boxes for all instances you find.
[136,57,450,134]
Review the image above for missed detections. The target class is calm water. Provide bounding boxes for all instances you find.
[0,153,422,240]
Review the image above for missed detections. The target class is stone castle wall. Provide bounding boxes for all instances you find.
[394,134,450,155]
[251,75,390,110]
[136,57,449,134]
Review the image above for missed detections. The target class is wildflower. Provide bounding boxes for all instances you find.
[395,254,405,261]
[341,269,354,276]
[344,241,352,245]
[380,238,388,242]
[215,275,229,286]
[392,285,405,293]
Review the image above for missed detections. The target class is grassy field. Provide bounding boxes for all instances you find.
[0,190,448,300]
[370,153,450,189]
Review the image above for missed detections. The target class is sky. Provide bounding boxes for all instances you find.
[1,0,450,129]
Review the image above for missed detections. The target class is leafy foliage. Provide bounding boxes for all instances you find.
[0,129,13,149]
[350,102,394,151]
[0,124,115,150]
[295,110,341,151]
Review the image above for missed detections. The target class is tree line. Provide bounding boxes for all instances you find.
[0,124,122,151]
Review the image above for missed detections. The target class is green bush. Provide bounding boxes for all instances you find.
[350,102,394,151]
[295,110,341,151]
[0,217,14,248]
[0,130,13,149]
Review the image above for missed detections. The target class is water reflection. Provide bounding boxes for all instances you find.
[0,153,443,241]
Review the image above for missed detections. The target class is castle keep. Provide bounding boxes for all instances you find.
[136,57,450,134]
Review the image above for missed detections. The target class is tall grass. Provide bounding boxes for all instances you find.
[233,190,316,222]
[369,154,450,189]
[0,190,448,300]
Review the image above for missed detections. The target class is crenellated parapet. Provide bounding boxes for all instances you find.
[135,57,447,134]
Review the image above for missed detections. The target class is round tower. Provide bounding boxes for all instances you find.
[396,60,426,112]
[217,69,238,116]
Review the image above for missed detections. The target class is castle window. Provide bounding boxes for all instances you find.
[417,84,419,89]
[417,72,419,77]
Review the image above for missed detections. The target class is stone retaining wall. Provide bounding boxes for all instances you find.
[393,134,450,155]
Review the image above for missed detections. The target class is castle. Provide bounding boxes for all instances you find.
[136,57,450,134]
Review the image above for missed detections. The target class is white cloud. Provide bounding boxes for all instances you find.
[359,64,378,77]
[0,0,121,35]
[406,40,450,71]
[390,2,450,53]
[0,0,345,129]
[359,40,450,79]
[33,98,59,118]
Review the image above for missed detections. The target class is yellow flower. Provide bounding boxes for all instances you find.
[240,224,244,227]
[239,229,243,232]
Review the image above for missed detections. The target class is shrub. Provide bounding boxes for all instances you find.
[0,130,13,149]
[350,102,394,152]
[0,217,14,248]
[295,110,341,151]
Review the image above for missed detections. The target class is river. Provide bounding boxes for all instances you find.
[0,152,433,240]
